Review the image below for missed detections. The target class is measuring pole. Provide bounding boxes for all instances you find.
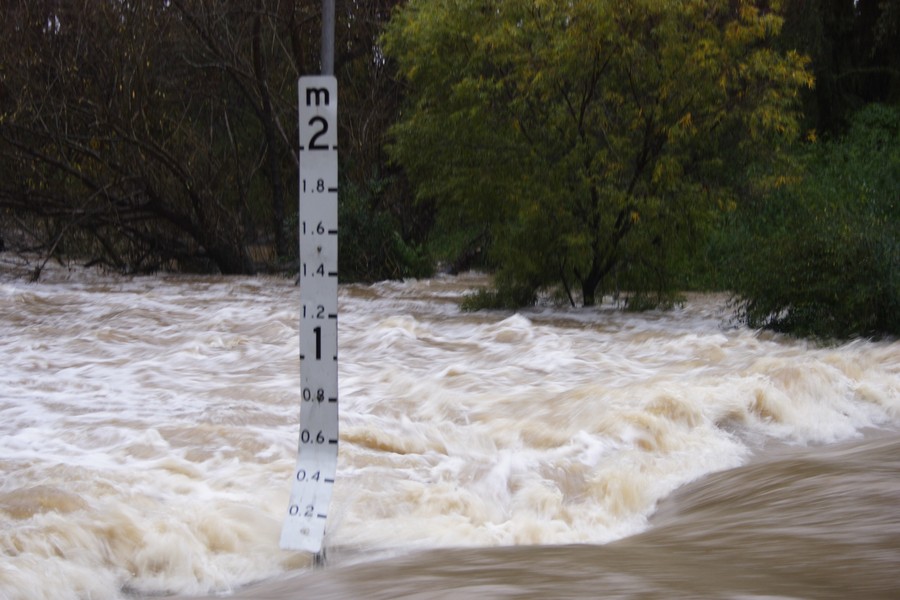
[280,75,339,555]
[320,0,335,76]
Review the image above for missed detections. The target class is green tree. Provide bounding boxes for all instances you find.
[335,0,435,281]
[729,103,900,339]
[383,0,813,306]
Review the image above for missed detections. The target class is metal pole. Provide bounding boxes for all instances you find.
[321,0,335,75]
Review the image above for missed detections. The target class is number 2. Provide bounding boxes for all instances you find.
[308,117,329,150]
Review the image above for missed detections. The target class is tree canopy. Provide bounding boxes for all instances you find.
[780,0,900,135]
[1,0,895,339]
[727,103,900,339]
[383,0,813,306]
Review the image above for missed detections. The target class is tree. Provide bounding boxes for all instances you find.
[334,0,436,281]
[0,0,311,275]
[780,0,900,135]
[729,103,900,339]
[383,0,813,306]
[0,0,424,279]
[168,0,318,261]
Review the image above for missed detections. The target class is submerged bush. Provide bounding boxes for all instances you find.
[731,104,900,339]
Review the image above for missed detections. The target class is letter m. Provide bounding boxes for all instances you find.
[305,87,330,107]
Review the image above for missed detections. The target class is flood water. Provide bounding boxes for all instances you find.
[1,259,898,599]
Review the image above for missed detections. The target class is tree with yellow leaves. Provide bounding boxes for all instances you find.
[384,0,813,306]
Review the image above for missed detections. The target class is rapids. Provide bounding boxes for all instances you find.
[1,260,898,599]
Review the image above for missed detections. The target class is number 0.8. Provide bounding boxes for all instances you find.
[302,387,325,402]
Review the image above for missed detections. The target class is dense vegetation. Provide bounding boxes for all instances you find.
[383,0,813,308]
[0,0,426,281]
[1,1,897,338]
[726,103,899,338]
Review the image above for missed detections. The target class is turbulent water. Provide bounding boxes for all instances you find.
[1,259,898,599]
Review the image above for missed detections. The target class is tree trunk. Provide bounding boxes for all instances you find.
[578,207,633,307]
[581,281,597,307]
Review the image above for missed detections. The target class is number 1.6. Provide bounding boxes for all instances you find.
[302,221,326,235]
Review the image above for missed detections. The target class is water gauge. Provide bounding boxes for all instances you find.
[281,76,339,555]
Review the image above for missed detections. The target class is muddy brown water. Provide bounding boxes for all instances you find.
[1,262,898,599]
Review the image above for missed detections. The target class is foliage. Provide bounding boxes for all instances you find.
[779,0,900,135]
[383,0,813,306]
[730,103,900,339]
[338,172,433,282]
[335,1,436,273]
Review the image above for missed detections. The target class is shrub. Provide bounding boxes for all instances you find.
[338,176,433,282]
[730,104,900,339]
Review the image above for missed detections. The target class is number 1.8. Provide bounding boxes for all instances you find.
[303,179,326,193]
